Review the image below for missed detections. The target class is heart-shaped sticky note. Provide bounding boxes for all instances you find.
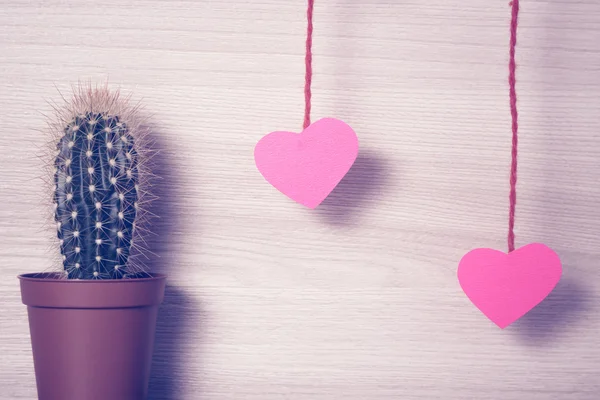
[458,243,562,328]
[254,118,359,208]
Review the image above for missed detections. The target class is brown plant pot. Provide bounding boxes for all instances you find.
[18,272,166,400]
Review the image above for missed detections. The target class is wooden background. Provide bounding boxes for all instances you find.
[1,0,599,399]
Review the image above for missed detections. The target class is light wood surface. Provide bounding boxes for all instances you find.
[1,1,599,399]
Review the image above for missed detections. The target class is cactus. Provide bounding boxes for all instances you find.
[49,85,153,279]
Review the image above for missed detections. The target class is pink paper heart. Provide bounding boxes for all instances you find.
[254,118,359,208]
[458,243,562,328]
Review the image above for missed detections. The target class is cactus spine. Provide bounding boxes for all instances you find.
[50,85,152,279]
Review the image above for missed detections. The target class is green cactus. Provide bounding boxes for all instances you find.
[50,85,153,279]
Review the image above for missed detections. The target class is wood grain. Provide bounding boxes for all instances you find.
[1,0,599,399]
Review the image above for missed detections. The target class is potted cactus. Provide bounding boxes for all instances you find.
[18,85,166,400]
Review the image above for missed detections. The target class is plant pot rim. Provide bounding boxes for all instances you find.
[18,272,166,283]
[19,272,167,308]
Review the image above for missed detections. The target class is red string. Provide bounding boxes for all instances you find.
[508,0,519,252]
[303,0,314,130]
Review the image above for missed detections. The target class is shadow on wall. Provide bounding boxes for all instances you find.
[148,286,201,399]
[515,1,600,343]
[317,151,390,226]
[314,1,393,227]
[511,276,592,346]
[140,126,201,400]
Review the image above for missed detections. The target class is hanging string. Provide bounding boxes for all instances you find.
[508,0,519,252]
[303,0,314,129]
